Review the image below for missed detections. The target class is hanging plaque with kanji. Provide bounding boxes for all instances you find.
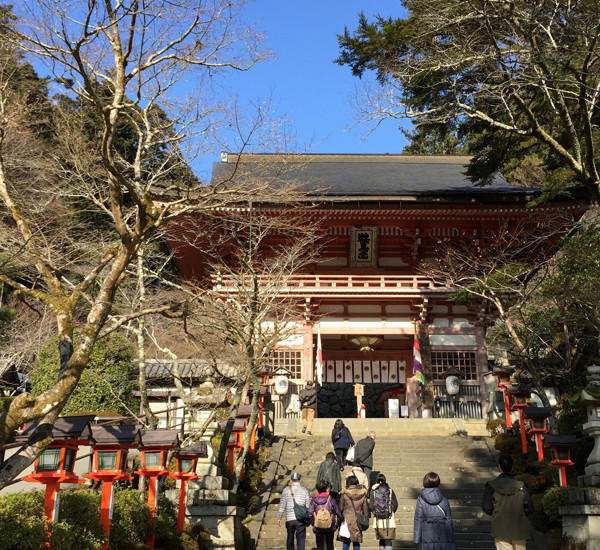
[350,226,378,267]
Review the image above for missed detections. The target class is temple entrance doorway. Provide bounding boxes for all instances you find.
[316,335,413,418]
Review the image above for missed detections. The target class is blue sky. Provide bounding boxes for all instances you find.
[196,0,410,176]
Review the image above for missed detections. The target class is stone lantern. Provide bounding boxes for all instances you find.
[560,365,600,548]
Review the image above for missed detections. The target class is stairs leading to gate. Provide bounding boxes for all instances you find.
[255,420,505,550]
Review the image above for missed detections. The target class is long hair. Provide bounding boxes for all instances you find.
[334,418,344,430]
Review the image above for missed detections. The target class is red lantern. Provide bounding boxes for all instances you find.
[493,366,516,430]
[20,416,95,524]
[135,430,180,549]
[544,435,576,487]
[506,385,531,456]
[168,442,208,532]
[86,425,142,549]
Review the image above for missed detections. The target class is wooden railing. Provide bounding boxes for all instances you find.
[432,381,482,419]
[211,274,452,296]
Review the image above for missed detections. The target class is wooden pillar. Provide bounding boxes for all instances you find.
[303,324,314,381]
[475,323,489,418]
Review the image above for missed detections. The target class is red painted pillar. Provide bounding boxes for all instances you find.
[43,481,60,523]
[502,388,513,429]
[99,482,115,549]
[177,479,189,533]
[518,409,528,455]
[145,475,160,548]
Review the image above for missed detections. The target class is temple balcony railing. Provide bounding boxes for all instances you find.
[211,274,453,299]
[432,381,482,419]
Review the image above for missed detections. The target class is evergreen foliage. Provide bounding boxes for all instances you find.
[30,332,136,415]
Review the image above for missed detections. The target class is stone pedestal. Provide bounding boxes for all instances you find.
[561,488,600,549]
[166,427,245,549]
[560,365,600,549]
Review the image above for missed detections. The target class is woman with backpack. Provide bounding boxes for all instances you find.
[413,471,457,550]
[338,475,369,550]
[370,473,398,550]
[308,479,343,550]
[331,418,354,470]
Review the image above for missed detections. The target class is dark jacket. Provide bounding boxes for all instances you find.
[308,492,343,533]
[316,457,342,493]
[332,426,354,451]
[339,485,369,543]
[482,473,533,541]
[299,383,318,410]
[413,487,456,550]
[355,436,375,469]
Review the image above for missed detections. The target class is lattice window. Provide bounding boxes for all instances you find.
[269,350,302,379]
[430,351,477,380]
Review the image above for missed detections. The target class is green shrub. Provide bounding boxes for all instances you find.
[109,488,152,550]
[0,490,103,550]
[181,523,212,550]
[541,486,569,525]
[515,473,540,493]
[154,495,182,550]
[494,431,521,455]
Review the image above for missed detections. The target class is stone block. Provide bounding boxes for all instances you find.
[187,488,231,505]
[191,475,228,490]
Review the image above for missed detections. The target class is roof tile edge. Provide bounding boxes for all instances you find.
[219,152,472,164]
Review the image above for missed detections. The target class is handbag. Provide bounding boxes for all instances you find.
[350,497,369,531]
[333,431,342,442]
[346,445,355,462]
[289,484,308,523]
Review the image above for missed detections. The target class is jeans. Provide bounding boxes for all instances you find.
[342,542,360,550]
[315,530,334,550]
[285,519,306,550]
[379,540,392,550]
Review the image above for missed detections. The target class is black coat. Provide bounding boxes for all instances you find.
[332,426,354,451]
[413,487,456,550]
[316,457,342,493]
[354,436,375,469]
[299,383,318,409]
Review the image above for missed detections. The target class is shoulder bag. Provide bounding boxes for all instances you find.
[350,497,369,531]
[289,484,309,523]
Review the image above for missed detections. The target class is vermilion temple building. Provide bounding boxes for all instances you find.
[161,154,588,422]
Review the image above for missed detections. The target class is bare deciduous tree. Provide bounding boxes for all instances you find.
[0,0,286,489]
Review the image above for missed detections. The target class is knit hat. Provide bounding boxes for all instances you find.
[291,472,302,481]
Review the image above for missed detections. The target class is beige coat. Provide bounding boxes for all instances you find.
[346,466,369,490]
[339,485,369,543]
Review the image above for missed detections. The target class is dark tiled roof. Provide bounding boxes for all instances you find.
[177,441,208,457]
[17,415,95,442]
[140,429,180,448]
[91,425,142,446]
[145,359,237,380]
[212,154,530,198]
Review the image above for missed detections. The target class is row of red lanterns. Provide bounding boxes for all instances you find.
[494,367,576,486]
[16,416,207,549]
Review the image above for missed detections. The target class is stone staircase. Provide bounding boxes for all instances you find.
[255,419,504,550]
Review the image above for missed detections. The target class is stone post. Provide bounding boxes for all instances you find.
[165,426,245,549]
[560,365,600,549]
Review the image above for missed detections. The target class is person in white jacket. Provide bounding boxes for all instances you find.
[278,472,311,550]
